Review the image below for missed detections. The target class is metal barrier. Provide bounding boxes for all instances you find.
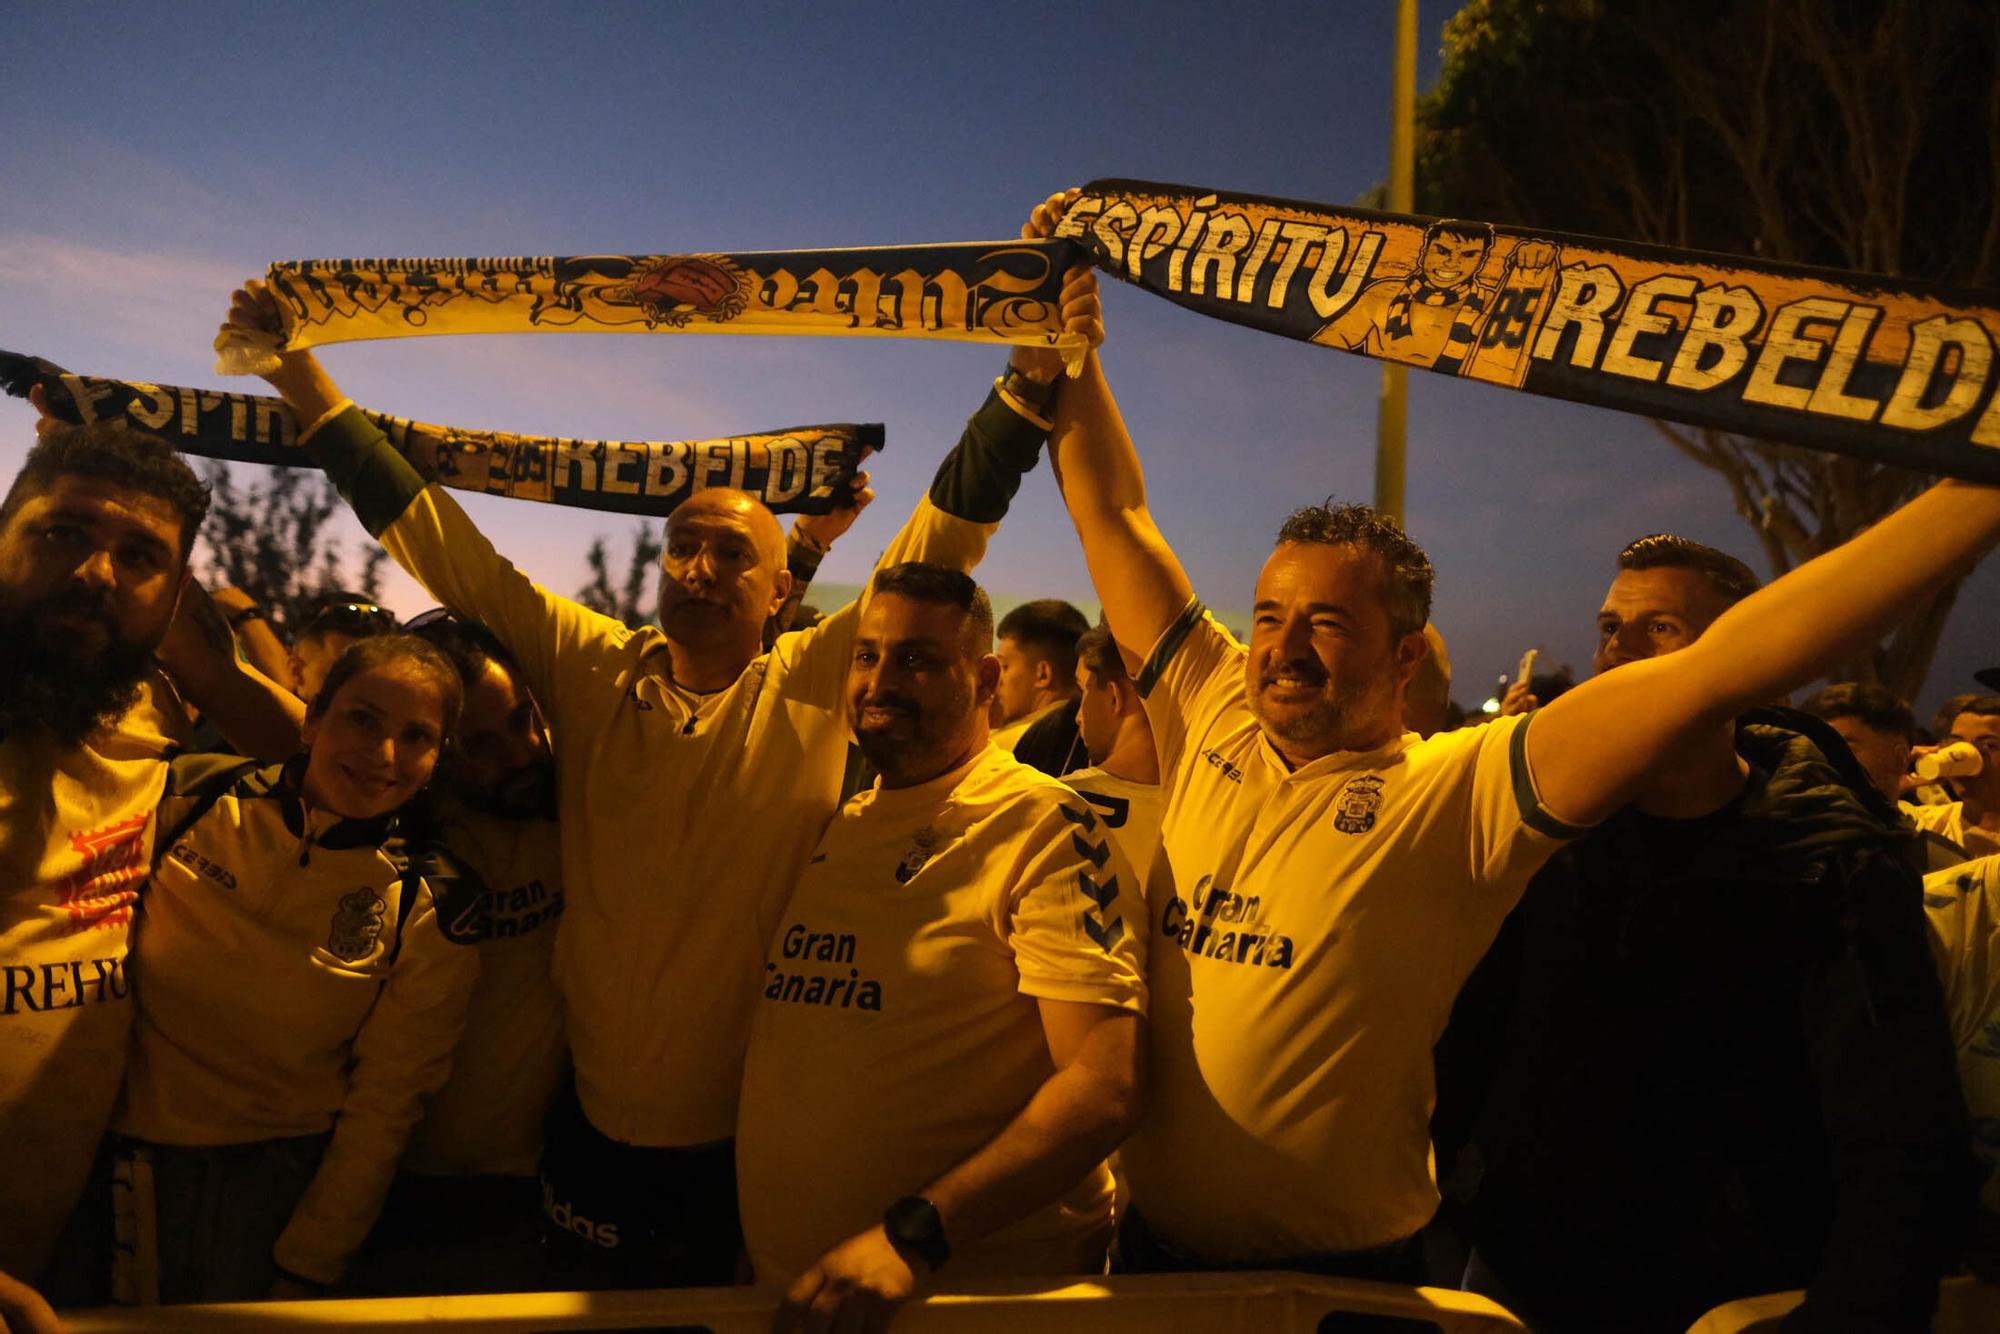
[1688,1275,2000,1334]
[61,1272,1528,1332]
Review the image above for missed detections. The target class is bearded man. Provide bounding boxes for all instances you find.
[1,410,300,1291]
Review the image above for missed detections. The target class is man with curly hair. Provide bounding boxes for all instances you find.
[1,413,299,1293]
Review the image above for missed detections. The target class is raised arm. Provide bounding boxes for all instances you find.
[225,282,623,731]
[156,581,304,760]
[779,224,1105,696]
[1032,191,1195,666]
[1529,480,2000,828]
[772,467,874,637]
[209,586,295,690]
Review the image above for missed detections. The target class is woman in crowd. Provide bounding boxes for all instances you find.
[110,634,480,1302]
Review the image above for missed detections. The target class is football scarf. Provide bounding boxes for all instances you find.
[216,243,1085,372]
[0,351,875,517]
[1060,178,2000,483]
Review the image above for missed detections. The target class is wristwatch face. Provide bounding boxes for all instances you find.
[883,1195,948,1266]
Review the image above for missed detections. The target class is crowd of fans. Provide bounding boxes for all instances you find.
[4,191,2000,1334]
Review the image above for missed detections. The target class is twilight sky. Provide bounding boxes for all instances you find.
[3,0,1993,718]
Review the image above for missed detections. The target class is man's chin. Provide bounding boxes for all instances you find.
[661,599,729,624]
[0,662,146,747]
[853,721,925,769]
[1249,697,1343,752]
[853,720,912,749]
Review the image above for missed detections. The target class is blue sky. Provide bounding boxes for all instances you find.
[3,0,1992,718]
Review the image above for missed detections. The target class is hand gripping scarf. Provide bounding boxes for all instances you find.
[0,351,875,517]
[201,183,2000,483]
[1060,179,2000,484]
[214,242,1086,376]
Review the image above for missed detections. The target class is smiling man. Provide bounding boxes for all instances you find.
[738,564,1146,1333]
[1028,184,2000,1285]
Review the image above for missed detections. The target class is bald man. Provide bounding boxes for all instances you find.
[227,266,1100,1288]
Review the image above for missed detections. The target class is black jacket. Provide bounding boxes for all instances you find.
[1452,708,1973,1333]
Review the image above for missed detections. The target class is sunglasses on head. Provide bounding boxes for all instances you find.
[305,600,397,637]
[402,607,455,632]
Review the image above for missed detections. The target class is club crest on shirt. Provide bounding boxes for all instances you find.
[1333,775,1385,835]
[895,827,941,884]
[326,888,388,962]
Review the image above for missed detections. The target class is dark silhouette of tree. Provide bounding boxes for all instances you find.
[1414,0,1999,698]
[195,462,386,636]
[577,522,662,628]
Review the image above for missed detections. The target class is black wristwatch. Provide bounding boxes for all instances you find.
[997,361,1059,421]
[882,1195,950,1271]
[223,602,266,629]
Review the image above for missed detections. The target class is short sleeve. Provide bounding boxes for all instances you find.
[1463,712,1585,892]
[1132,599,1246,780]
[1003,797,1148,1014]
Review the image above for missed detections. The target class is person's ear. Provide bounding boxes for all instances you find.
[766,567,795,618]
[1031,657,1055,690]
[1393,630,1428,691]
[974,653,1001,706]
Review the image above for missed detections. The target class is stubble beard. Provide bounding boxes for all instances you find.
[1248,689,1347,761]
[853,681,976,786]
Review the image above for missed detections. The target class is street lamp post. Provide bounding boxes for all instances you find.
[1375,0,1418,526]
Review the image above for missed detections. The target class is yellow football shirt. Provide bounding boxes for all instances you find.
[1910,800,1999,859]
[401,802,567,1178]
[737,745,1147,1288]
[1922,854,2000,1222]
[359,472,990,1148]
[117,758,480,1283]
[1120,601,1575,1261]
[0,673,187,1277]
[1061,767,1165,887]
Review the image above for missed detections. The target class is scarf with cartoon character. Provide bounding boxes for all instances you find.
[1057,178,2000,485]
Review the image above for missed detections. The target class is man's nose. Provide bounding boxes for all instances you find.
[683,547,719,585]
[73,547,117,590]
[1599,625,1647,668]
[1272,613,1314,660]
